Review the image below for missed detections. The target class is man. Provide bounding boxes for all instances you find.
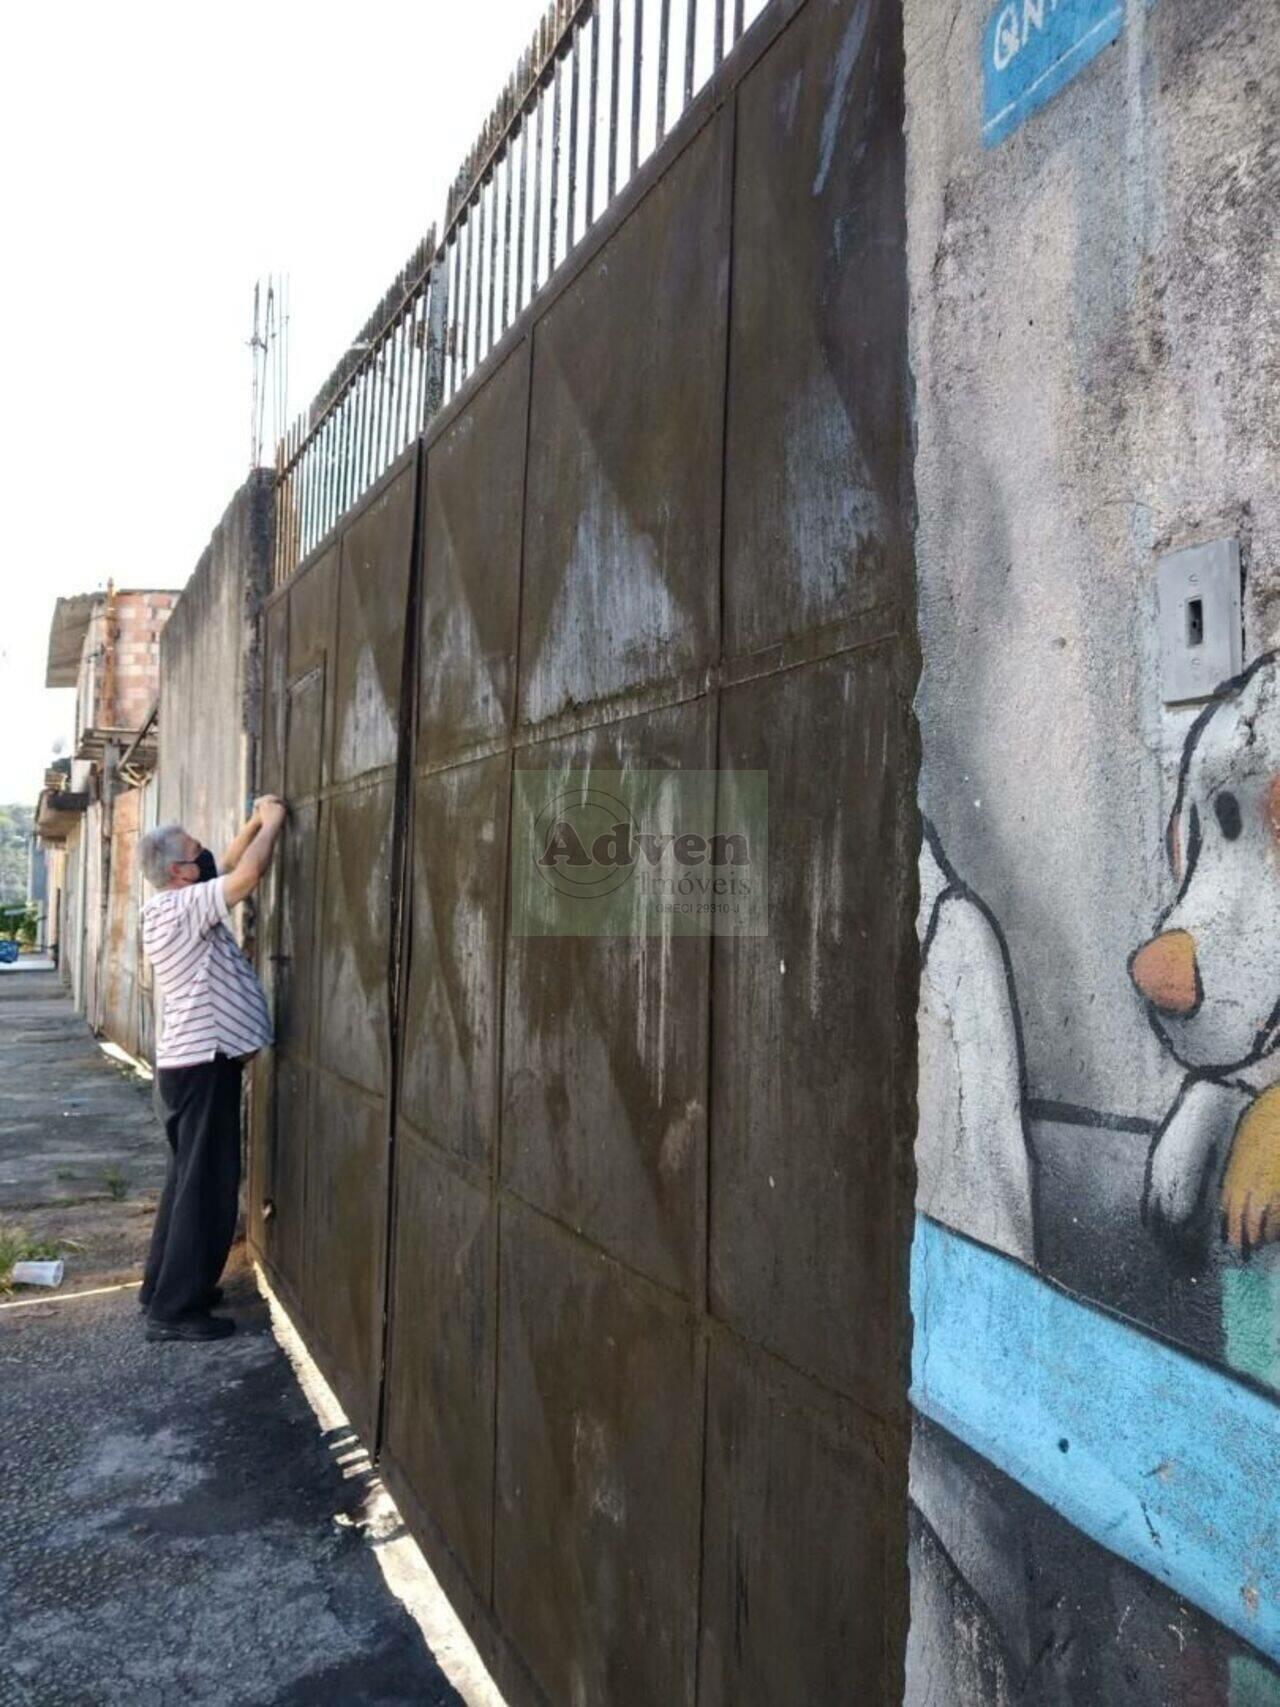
[137,797,286,1342]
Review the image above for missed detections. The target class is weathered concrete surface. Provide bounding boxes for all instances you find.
[907,0,1280,1123]
[0,969,468,1707]
[44,583,175,1058]
[905,0,1280,1695]
[96,779,147,1062]
[158,471,273,859]
[0,968,164,1289]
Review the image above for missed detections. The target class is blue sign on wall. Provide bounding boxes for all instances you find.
[982,0,1125,147]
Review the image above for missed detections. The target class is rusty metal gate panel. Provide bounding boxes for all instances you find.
[702,5,914,1699]
[259,595,288,796]
[710,644,908,1415]
[398,758,509,1169]
[284,670,325,803]
[303,456,416,1436]
[248,594,287,1257]
[302,1069,388,1439]
[493,1199,704,1707]
[262,548,337,1300]
[381,347,529,1621]
[331,475,414,784]
[314,779,395,1099]
[268,1054,310,1297]
[698,1337,892,1706]
[256,545,337,1301]
[723,0,912,658]
[253,452,418,1445]
[516,110,732,734]
[256,3,916,1700]
[417,342,529,770]
[501,699,715,1300]
[274,797,320,1058]
[258,680,323,1288]
[383,1135,497,1596]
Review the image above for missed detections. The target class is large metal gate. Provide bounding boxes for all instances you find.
[251,0,917,1699]
[252,457,416,1445]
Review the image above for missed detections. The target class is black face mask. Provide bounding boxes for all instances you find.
[192,847,218,883]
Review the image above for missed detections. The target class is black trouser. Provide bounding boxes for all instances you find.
[141,1054,243,1321]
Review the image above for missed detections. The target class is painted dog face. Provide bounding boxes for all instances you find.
[1129,654,1280,1074]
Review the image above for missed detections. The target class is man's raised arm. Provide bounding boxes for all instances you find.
[223,798,288,906]
[220,800,271,873]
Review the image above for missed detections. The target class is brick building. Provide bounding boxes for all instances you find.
[36,583,180,1057]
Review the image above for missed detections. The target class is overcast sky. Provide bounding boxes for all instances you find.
[0,0,548,804]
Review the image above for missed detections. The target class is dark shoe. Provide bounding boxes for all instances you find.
[139,1284,224,1311]
[145,1312,235,1343]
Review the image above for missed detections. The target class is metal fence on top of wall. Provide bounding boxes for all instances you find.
[272,0,773,585]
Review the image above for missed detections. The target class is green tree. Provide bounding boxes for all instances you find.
[0,903,35,942]
[0,805,34,906]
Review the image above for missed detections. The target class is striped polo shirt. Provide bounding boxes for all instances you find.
[143,876,272,1069]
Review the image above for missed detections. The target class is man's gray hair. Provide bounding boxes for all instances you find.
[140,823,189,889]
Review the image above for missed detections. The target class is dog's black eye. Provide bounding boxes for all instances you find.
[1215,791,1243,840]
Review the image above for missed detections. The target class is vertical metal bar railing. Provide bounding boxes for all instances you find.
[502,146,514,328]
[656,0,671,141]
[549,54,562,273]
[630,0,644,175]
[567,27,581,245]
[461,211,474,381]
[494,166,505,349]
[609,0,622,199]
[532,87,545,295]
[272,0,771,584]
[586,9,599,226]
[447,239,460,399]
[516,121,529,314]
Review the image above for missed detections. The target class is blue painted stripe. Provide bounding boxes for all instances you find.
[911,1215,1280,1660]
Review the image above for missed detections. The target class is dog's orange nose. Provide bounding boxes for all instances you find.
[1129,929,1200,1014]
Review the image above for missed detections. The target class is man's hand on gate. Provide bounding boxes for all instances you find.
[223,796,283,874]
[224,798,289,906]
[254,795,287,827]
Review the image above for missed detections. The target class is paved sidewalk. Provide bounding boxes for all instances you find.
[0,968,165,1290]
[0,973,468,1706]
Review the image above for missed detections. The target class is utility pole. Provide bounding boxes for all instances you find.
[248,276,289,471]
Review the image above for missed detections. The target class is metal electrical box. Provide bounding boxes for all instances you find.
[1157,539,1242,704]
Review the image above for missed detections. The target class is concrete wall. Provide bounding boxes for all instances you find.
[42,586,176,1054]
[50,473,273,1062]
[44,844,64,963]
[253,1,919,1699]
[905,0,1280,1695]
[81,797,103,1032]
[59,778,132,1054]
[96,779,154,1061]
[45,769,157,1061]
[59,822,85,1005]
[157,471,274,863]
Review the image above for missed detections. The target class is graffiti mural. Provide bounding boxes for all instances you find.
[1130,653,1280,1264]
[917,823,1035,1263]
[909,657,1280,1698]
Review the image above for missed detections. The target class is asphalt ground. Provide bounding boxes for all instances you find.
[0,970,473,1707]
